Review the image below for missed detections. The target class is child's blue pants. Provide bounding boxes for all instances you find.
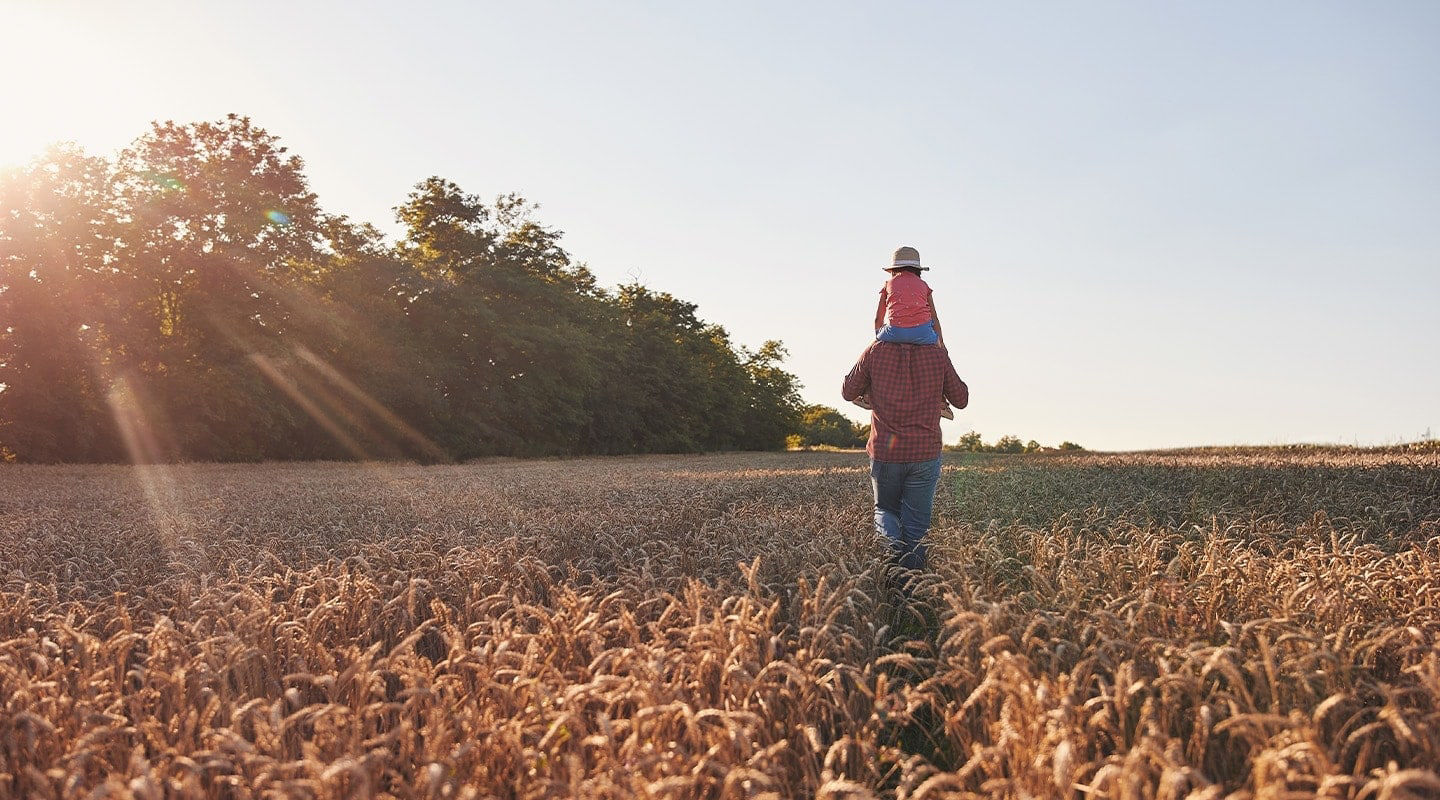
[876,321,938,346]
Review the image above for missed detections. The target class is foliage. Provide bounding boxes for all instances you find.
[0,447,1436,796]
[0,117,802,461]
[789,403,868,449]
[990,434,1024,454]
[954,430,983,451]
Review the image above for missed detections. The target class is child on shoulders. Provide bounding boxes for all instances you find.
[875,246,944,348]
[854,246,954,419]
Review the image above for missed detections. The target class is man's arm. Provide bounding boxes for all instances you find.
[942,356,968,410]
[841,345,873,401]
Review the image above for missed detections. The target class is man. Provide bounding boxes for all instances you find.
[841,326,968,572]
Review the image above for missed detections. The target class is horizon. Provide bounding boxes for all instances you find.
[2,1,1436,451]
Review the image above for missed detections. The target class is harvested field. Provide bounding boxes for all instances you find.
[2,448,1438,799]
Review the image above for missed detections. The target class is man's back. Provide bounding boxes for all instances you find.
[842,341,968,462]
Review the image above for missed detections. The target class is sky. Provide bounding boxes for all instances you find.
[2,0,1437,450]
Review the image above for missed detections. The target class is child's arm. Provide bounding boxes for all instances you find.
[874,290,887,332]
[929,292,945,348]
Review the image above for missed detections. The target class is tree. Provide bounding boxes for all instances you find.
[105,115,333,459]
[955,431,984,452]
[992,435,1025,454]
[393,177,606,456]
[588,283,710,453]
[0,146,123,462]
[791,404,867,448]
[114,115,328,347]
[740,341,802,450]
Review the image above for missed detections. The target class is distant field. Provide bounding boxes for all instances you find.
[2,449,1437,798]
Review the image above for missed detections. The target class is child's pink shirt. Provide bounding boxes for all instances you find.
[881,272,933,328]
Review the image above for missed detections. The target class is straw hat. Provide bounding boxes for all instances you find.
[887,245,928,271]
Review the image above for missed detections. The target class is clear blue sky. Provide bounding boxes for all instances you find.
[4,1,1437,450]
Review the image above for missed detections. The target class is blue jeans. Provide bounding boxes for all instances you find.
[870,456,942,570]
[876,321,938,346]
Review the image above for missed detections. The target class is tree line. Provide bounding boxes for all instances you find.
[950,432,1085,453]
[0,116,802,463]
[785,405,1085,454]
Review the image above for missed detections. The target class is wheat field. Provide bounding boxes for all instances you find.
[2,447,1437,799]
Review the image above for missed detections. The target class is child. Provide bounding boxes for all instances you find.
[875,245,944,348]
[854,246,954,419]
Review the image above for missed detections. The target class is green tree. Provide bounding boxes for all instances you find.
[594,284,713,453]
[992,435,1025,454]
[393,178,603,456]
[290,216,456,461]
[955,430,984,452]
[739,340,802,450]
[792,404,867,448]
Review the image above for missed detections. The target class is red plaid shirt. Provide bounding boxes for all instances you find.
[841,341,968,462]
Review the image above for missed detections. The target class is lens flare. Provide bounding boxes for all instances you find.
[265,209,292,225]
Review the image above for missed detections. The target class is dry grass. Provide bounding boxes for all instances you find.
[1,449,1437,799]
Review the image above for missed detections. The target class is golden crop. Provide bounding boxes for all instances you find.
[1,448,1437,799]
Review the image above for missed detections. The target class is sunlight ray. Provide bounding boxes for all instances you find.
[294,346,451,463]
[215,267,453,464]
[105,373,190,544]
[288,361,405,459]
[248,353,370,460]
